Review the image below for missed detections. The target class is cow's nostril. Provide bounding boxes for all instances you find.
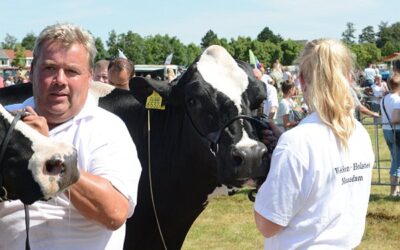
[232,149,244,166]
[45,159,65,176]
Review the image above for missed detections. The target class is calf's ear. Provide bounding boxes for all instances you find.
[129,76,173,106]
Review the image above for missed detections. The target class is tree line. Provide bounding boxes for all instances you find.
[2,21,400,70]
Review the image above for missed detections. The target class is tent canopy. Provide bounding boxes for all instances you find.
[382,52,400,62]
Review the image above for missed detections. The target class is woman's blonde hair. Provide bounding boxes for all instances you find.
[298,39,355,149]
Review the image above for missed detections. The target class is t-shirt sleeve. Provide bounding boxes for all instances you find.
[254,136,310,227]
[87,116,142,218]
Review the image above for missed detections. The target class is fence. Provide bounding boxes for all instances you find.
[360,114,392,186]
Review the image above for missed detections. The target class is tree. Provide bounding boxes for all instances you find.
[376,21,400,49]
[350,43,381,68]
[341,22,356,45]
[21,32,36,50]
[11,43,26,68]
[229,36,253,62]
[94,37,108,61]
[184,43,202,66]
[1,33,17,49]
[279,40,303,66]
[200,30,219,49]
[256,26,283,44]
[381,41,400,57]
[358,26,375,44]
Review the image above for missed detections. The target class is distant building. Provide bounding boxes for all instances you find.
[0,48,33,70]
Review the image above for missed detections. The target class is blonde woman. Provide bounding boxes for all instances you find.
[254,39,374,249]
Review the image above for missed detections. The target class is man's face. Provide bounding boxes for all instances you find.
[30,41,92,127]
[94,67,109,83]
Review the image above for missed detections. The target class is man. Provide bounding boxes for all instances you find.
[93,59,110,83]
[253,68,279,121]
[108,57,135,90]
[0,23,141,250]
[363,62,376,87]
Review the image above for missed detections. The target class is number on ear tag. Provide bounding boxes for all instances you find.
[145,91,166,110]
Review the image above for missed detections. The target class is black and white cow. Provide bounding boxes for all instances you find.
[0,45,269,249]
[0,105,79,205]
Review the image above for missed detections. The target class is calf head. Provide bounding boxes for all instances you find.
[132,45,269,187]
[0,105,79,204]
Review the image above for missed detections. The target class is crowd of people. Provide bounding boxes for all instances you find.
[0,22,399,249]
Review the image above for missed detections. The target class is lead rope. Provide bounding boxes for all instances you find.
[147,110,168,250]
[24,204,30,250]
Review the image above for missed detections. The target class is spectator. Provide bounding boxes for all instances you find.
[93,59,110,83]
[363,62,376,87]
[270,60,283,91]
[370,74,389,113]
[349,75,380,120]
[4,75,15,87]
[381,73,400,196]
[275,80,301,130]
[0,23,142,250]
[108,57,135,90]
[254,39,374,249]
[255,67,279,121]
[165,67,176,82]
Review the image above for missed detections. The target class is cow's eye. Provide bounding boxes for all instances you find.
[187,98,196,107]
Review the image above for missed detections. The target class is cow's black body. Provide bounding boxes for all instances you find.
[0,46,268,249]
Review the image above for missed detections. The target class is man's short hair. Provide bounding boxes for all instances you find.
[108,57,135,78]
[33,23,97,69]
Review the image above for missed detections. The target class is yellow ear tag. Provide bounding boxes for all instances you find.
[145,91,166,110]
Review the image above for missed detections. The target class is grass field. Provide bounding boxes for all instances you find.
[182,118,400,250]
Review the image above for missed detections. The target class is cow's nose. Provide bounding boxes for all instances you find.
[45,155,65,176]
[232,142,268,171]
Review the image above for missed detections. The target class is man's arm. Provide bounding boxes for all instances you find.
[268,106,277,121]
[67,172,129,230]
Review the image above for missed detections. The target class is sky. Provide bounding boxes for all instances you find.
[1,0,399,47]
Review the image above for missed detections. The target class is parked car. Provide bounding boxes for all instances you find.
[380,69,390,81]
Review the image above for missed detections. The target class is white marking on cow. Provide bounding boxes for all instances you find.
[197,45,248,114]
[206,185,240,203]
[89,81,115,102]
[0,105,76,198]
[197,45,259,148]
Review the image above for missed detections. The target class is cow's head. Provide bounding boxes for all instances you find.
[0,105,79,204]
[131,45,268,187]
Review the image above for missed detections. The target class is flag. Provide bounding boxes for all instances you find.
[118,49,127,59]
[249,50,259,69]
[164,53,173,65]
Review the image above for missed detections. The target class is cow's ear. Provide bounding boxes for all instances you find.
[236,60,267,110]
[129,76,173,105]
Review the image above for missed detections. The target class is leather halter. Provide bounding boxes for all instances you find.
[185,107,270,156]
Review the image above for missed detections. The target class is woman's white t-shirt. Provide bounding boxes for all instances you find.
[254,112,374,250]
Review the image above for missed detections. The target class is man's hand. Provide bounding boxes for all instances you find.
[261,122,282,151]
[20,106,50,136]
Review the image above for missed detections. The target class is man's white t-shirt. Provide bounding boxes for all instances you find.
[254,112,374,250]
[0,94,142,250]
[261,76,279,119]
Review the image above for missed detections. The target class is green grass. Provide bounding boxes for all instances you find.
[182,116,399,250]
